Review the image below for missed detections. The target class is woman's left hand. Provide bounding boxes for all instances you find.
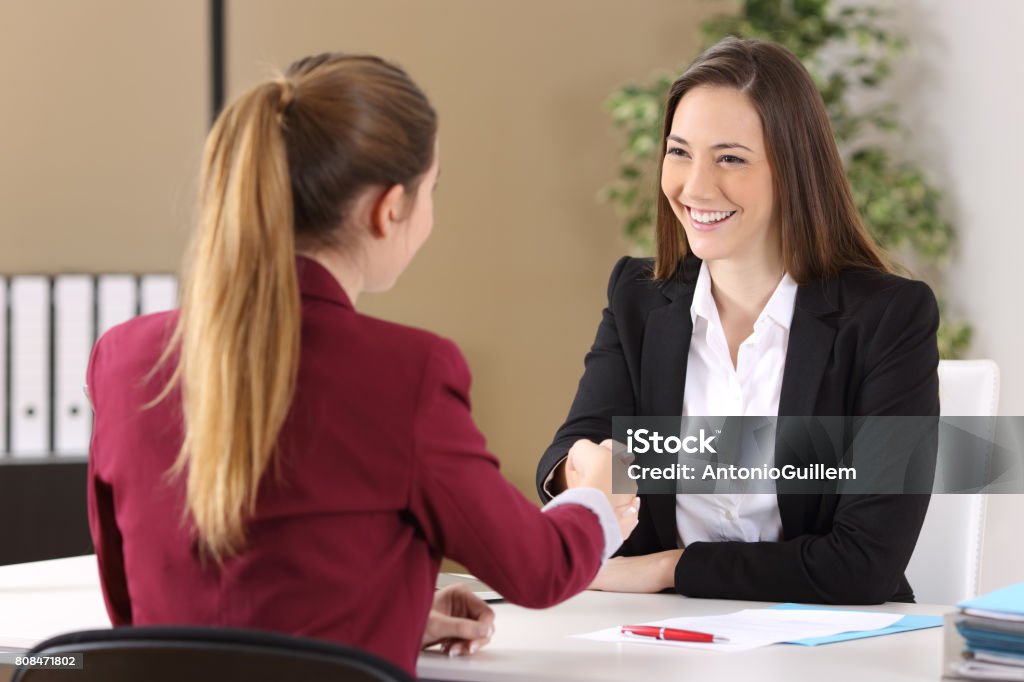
[588,549,684,593]
[422,584,496,656]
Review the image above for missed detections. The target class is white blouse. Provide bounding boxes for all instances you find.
[675,261,798,547]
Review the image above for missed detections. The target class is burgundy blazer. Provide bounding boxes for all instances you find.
[87,257,604,676]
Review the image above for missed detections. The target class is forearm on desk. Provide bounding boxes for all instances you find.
[674,494,929,604]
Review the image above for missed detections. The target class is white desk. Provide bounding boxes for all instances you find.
[0,556,950,681]
[418,591,948,682]
[0,556,108,649]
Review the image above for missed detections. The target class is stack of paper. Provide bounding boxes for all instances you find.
[948,584,1024,680]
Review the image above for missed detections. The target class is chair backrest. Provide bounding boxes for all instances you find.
[904,359,999,605]
[12,626,413,682]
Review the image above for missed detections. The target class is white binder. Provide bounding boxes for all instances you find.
[0,277,6,457]
[9,276,50,457]
[140,274,178,315]
[97,275,138,337]
[54,275,95,457]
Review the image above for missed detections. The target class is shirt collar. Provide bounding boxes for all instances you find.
[689,261,798,332]
[760,270,798,331]
[296,255,354,310]
[689,260,717,327]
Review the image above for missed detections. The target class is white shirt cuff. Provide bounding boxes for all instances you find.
[542,487,622,563]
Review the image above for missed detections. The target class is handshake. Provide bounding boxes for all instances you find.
[564,439,640,542]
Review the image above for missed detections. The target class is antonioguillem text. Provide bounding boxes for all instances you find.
[626,463,857,481]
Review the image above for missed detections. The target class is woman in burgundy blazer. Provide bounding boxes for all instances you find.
[87,54,634,677]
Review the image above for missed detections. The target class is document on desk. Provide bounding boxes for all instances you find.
[435,573,504,602]
[575,608,904,652]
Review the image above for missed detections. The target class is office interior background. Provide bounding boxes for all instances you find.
[0,0,1021,591]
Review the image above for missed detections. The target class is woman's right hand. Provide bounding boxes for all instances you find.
[566,439,639,541]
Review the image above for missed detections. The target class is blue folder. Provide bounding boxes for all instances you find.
[958,583,1024,616]
[956,623,1024,656]
[955,584,1024,658]
[768,603,943,646]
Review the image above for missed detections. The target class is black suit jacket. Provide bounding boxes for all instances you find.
[537,256,939,604]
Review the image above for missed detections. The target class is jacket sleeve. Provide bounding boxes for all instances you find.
[85,335,134,625]
[407,336,617,609]
[536,256,637,502]
[675,280,938,604]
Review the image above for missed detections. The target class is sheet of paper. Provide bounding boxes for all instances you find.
[435,573,504,602]
[771,603,942,645]
[955,660,1024,681]
[966,609,1024,623]
[574,608,904,652]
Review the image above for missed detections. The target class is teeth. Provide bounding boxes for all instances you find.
[690,209,735,224]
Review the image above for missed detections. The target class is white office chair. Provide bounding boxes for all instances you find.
[904,359,999,605]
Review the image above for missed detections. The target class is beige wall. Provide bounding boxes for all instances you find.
[0,0,207,273]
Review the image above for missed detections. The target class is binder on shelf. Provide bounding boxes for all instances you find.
[9,276,51,457]
[54,275,95,457]
[0,277,7,457]
[97,275,137,337]
[140,274,178,315]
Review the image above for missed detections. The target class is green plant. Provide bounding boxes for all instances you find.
[603,0,971,357]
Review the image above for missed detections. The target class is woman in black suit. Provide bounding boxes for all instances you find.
[537,37,939,605]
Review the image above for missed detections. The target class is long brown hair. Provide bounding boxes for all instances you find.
[156,54,437,561]
[654,37,890,281]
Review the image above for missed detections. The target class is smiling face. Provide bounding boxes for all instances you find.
[660,86,779,268]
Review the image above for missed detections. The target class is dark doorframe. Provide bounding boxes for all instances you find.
[210,0,226,124]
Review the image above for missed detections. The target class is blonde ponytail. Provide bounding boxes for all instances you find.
[165,79,300,561]
[152,54,437,563]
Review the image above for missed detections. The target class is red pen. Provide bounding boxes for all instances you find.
[620,625,730,643]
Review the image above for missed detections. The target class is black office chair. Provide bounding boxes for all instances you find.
[12,626,413,682]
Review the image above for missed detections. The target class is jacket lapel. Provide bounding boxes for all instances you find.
[640,297,693,417]
[776,277,839,535]
[640,267,697,550]
[778,277,838,418]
